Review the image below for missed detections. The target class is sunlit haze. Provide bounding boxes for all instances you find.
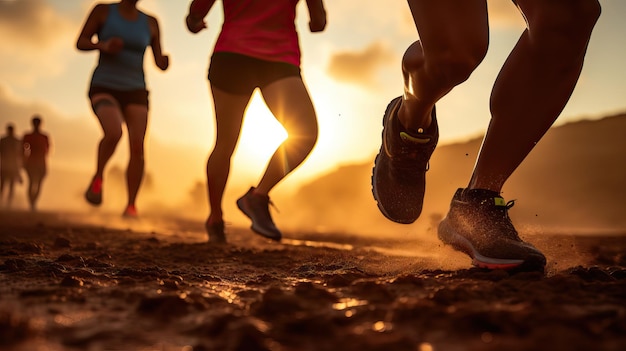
[1,0,625,225]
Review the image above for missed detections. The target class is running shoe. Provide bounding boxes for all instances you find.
[85,176,103,206]
[123,205,138,218]
[206,221,227,244]
[438,188,546,271]
[372,97,439,224]
[237,187,282,241]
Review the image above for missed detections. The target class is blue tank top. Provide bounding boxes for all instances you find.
[90,4,151,90]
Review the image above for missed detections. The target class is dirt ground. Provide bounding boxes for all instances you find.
[1,210,625,351]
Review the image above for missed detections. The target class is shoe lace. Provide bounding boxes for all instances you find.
[250,194,280,218]
[268,200,280,214]
[391,146,432,182]
[389,131,434,172]
[487,199,521,240]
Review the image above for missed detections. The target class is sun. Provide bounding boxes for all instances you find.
[238,93,288,159]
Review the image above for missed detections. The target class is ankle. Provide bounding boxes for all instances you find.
[252,188,269,198]
[206,216,223,226]
[397,100,433,134]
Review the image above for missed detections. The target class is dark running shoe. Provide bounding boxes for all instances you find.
[372,97,439,224]
[205,221,227,244]
[85,176,103,206]
[438,188,546,271]
[237,187,282,241]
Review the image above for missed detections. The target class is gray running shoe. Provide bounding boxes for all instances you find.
[372,97,438,224]
[237,187,282,241]
[438,188,546,271]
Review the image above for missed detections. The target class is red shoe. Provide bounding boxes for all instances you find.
[123,205,138,218]
[85,176,103,206]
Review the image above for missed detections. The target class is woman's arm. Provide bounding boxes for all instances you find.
[76,4,122,54]
[186,0,217,33]
[306,0,327,32]
[148,16,170,71]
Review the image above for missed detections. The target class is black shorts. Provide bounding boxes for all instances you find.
[88,86,150,110]
[208,52,301,96]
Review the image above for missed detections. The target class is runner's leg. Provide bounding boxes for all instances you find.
[401,0,489,131]
[256,77,318,195]
[123,104,149,209]
[206,86,253,224]
[468,0,601,191]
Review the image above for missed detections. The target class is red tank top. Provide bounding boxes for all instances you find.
[214,0,301,67]
[23,132,49,167]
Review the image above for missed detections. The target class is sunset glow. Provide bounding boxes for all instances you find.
[0,0,625,214]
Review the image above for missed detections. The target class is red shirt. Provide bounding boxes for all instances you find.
[23,132,49,168]
[214,0,301,67]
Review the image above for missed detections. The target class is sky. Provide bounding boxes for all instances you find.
[1,0,626,213]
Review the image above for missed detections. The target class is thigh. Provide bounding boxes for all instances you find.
[26,165,46,181]
[210,85,252,145]
[408,0,489,58]
[90,92,125,135]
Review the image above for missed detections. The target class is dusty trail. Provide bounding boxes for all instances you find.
[1,211,625,351]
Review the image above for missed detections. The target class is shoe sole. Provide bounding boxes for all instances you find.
[371,97,416,225]
[372,155,415,224]
[236,198,282,241]
[438,218,526,270]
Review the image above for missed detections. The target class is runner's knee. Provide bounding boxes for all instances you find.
[102,128,123,144]
[129,140,145,158]
[427,53,484,88]
[529,0,600,39]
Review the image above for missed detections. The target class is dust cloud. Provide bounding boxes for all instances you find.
[3,113,624,272]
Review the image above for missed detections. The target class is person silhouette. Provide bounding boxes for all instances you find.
[22,116,50,211]
[77,0,169,218]
[0,123,23,208]
[186,0,327,243]
[372,0,600,271]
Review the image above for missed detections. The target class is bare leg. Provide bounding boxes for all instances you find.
[27,171,45,211]
[91,94,124,179]
[256,77,318,195]
[206,86,252,225]
[7,180,14,206]
[469,0,601,192]
[26,174,35,210]
[0,178,14,207]
[401,0,488,131]
[123,104,149,208]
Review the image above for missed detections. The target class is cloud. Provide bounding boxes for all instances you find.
[0,0,73,48]
[0,0,83,88]
[326,41,395,89]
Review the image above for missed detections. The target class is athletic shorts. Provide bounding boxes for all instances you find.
[208,52,301,96]
[88,86,150,110]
